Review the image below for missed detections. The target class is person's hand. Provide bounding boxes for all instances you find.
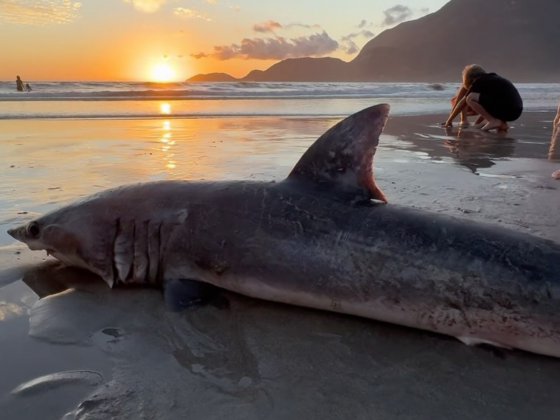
[552,170,560,180]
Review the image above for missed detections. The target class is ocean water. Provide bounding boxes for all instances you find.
[1,81,559,119]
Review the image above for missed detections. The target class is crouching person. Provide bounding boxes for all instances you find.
[444,64,523,132]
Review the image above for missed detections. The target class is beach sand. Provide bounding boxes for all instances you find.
[1,111,560,420]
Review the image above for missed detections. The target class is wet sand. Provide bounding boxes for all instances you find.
[1,111,560,420]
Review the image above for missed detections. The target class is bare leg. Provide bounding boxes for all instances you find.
[459,108,470,127]
[466,93,503,131]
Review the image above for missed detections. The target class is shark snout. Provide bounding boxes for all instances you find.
[7,226,22,241]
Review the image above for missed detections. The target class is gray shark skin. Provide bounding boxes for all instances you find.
[7,104,560,358]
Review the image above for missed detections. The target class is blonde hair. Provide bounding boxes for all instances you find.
[462,64,486,88]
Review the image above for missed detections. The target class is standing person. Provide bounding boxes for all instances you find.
[552,101,560,179]
[442,64,523,131]
[16,75,24,92]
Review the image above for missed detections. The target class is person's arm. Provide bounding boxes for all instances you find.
[454,86,468,104]
[553,102,560,138]
[441,86,468,126]
[444,96,468,126]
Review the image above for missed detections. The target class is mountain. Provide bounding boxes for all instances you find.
[187,72,238,82]
[187,0,560,83]
[350,0,560,82]
[241,58,349,82]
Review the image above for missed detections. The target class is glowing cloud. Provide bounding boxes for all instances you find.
[253,20,282,33]
[174,7,211,21]
[123,0,172,13]
[0,0,82,25]
[192,31,338,61]
[252,21,321,33]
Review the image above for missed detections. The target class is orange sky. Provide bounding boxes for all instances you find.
[0,0,446,81]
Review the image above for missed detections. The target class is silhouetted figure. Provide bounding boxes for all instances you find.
[16,75,24,92]
[25,83,32,92]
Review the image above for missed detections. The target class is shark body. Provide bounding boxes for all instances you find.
[8,104,560,358]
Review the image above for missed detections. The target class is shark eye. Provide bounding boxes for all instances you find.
[27,222,40,239]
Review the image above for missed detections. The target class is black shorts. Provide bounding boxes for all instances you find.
[467,73,524,122]
[479,94,523,122]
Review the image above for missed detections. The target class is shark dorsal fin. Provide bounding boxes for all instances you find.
[286,103,389,202]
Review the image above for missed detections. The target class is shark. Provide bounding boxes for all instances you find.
[8,104,560,358]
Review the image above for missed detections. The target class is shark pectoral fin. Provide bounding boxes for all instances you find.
[286,104,390,203]
[163,279,228,312]
[457,336,512,350]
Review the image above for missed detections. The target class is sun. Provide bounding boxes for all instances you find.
[150,63,175,83]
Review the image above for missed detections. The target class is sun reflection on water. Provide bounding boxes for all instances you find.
[160,120,176,171]
[160,103,171,115]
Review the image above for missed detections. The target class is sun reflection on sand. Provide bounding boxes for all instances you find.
[0,301,25,321]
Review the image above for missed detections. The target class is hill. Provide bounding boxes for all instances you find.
[187,0,560,83]
[187,72,238,82]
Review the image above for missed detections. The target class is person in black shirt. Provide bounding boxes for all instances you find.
[443,64,523,131]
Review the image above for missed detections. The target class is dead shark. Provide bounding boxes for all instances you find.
[8,104,560,358]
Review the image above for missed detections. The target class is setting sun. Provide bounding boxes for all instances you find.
[150,63,175,82]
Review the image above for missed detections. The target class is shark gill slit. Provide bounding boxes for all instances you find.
[109,217,119,286]
[154,221,163,286]
[129,220,136,283]
[147,221,161,286]
[111,217,121,286]
[133,220,149,284]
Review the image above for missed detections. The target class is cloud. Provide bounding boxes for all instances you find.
[191,52,209,59]
[192,31,339,61]
[284,22,321,30]
[122,0,174,13]
[382,4,413,26]
[340,30,375,55]
[252,21,320,33]
[174,7,211,21]
[0,0,82,25]
[357,19,373,29]
[253,20,282,33]
[341,30,375,42]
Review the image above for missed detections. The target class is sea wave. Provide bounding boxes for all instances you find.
[0,81,460,101]
[0,82,558,119]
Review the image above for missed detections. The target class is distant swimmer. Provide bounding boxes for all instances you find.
[16,75,24,92]
[442,64,523,132]
[25,83,32,92]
